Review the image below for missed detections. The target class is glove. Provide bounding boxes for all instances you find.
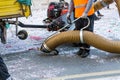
[81,12,87,18]
[66,13,72,24]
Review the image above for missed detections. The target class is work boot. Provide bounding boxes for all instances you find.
[94,15,101,21]
[98,14,104,17]
[7,77,14,80]
[76,48,90,58]
[72,43,81,47]
[94,16,101,20]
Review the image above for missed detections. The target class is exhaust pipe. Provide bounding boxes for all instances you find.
[40,31,120,54]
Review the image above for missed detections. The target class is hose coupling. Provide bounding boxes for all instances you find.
[40,43,51,53]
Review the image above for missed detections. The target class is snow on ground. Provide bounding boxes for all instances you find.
[0,0,70,54]
[1,1,120,80]
[0,1,120,56]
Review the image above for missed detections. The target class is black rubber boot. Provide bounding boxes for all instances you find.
[77,48,90,58]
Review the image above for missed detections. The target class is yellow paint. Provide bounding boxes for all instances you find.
[0,0,31,19]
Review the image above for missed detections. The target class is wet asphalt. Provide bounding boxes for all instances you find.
[2,44,120,80]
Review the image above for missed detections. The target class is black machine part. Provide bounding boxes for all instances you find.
[17,30,28,40]
[47,20,66,31]
[47,2,62,19]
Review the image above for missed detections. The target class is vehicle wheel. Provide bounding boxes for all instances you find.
[17,30,28,40]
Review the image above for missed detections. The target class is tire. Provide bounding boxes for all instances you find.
[17,30,28,40]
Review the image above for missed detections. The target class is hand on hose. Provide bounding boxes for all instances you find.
[81,12,88,18]
[66,13,72,24]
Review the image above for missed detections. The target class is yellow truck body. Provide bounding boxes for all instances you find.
[0,0,31,19]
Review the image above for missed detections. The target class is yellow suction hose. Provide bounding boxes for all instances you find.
[40,0,120,54]
[41,30,120,53]
[94,0,114,12]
